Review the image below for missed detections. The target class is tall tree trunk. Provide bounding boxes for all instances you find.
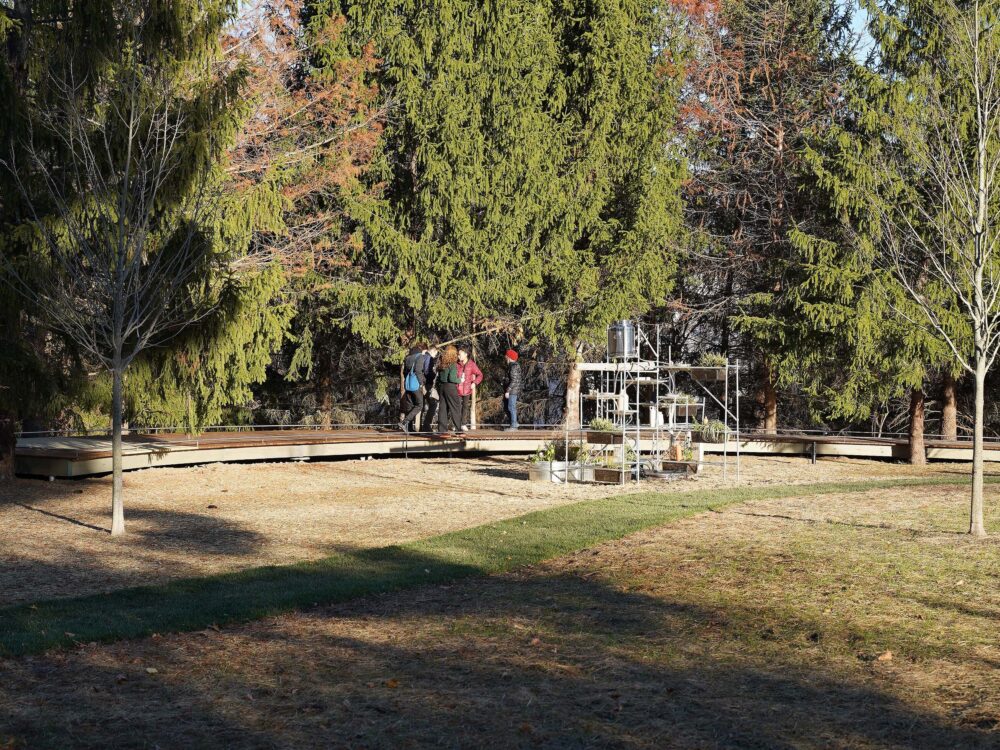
[565,344,583,429]
[0,412,15,479]
[909,387,926,465]
[111,366,125,536]
[941,372,958,440]
[971,358,987,537]
[760,363,777,434]
[470,335,477,429]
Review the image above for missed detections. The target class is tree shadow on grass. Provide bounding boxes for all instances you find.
[0,569,994,749]
[469,465,531,480]
[1,492,270,608]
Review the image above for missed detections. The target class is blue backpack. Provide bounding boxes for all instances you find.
[405,361,420,393]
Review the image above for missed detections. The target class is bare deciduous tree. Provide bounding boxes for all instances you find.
[0,62,221,535]
[873,0,1000,537]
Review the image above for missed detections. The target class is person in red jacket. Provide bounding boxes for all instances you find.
[456,345,484,432]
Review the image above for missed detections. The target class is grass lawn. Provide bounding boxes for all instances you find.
[2,474,999,748]
[0,476,983,657]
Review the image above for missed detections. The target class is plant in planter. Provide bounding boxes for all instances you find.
[673,393,701,418]
[691,352,727,382]
[528,440,587,482]
[698,352,728,367]
[693,419,727,443]
[586,417,626,445]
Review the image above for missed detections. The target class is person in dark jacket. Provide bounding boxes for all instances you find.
[399,343,427,432]
[503,349,522,430]
[421,342,440,432]
[436,345,462,434]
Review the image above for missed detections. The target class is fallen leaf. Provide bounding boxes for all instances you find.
[385,679,399,689]
[146,667,159,675]
[877,650,893,662]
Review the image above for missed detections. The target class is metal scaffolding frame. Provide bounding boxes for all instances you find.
[573,321,741,484]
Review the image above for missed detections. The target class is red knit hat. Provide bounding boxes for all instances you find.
[505,349,519,361]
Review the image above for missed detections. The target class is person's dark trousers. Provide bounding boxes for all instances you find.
[460,394,472,427]
[439,383,462,432]
[505,393,519,429]
[423,392,439,432]
[403,388,424,430]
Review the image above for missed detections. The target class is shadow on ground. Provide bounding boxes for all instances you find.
[0,565,993,749]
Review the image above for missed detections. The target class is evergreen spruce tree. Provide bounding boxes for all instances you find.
[322,0,685,424]
[0,0,248,533]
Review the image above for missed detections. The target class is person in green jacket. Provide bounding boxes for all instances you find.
[436,345,462,434]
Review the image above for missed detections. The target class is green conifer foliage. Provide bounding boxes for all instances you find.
[322,0,684,361]
[0,1,300,437]
[800,0,999,531]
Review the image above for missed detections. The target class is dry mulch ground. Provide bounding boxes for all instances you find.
[2,472,999,748]
[0,454,967,606]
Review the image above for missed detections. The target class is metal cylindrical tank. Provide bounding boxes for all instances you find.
[607,320,637,359]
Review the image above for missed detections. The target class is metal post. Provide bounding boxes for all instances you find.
[736,359,741,482]
[723,357,729,481]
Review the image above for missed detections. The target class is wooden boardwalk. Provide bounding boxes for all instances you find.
[15,428,1000,478]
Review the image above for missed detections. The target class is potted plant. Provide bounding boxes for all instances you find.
[692,419,727,444]
[586,417,626,445]
[587,443,638,483]
[690,352,728,382]
[674,393,702,419]
[528,440,587,483]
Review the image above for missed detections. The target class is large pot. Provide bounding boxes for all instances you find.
[528,460,571,483]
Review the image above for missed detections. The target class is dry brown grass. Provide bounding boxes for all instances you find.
[2,474,999,748]
[0,454,965,607]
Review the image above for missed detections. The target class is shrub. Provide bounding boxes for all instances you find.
[697,352,728,367]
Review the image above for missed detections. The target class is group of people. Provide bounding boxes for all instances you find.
[399,342,523,435]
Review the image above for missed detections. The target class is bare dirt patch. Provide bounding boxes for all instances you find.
[0,453,977,607]
[2,476,999,748]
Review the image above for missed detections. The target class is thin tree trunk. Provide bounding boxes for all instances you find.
[760,364,777,434]
[111,366,125,536]
[565,345,583,430]
[941,372,958,440]
[471,336,477,429]
[970,359,987,537]
[0,412,15,479]
[909,387,926,465]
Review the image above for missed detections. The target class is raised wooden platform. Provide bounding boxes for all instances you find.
[14,429,1000,478]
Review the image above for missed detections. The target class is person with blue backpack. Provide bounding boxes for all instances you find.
[399,343,427,432]
[421,342,439,431]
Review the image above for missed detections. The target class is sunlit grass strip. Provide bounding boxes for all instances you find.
[0,476,982,656]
